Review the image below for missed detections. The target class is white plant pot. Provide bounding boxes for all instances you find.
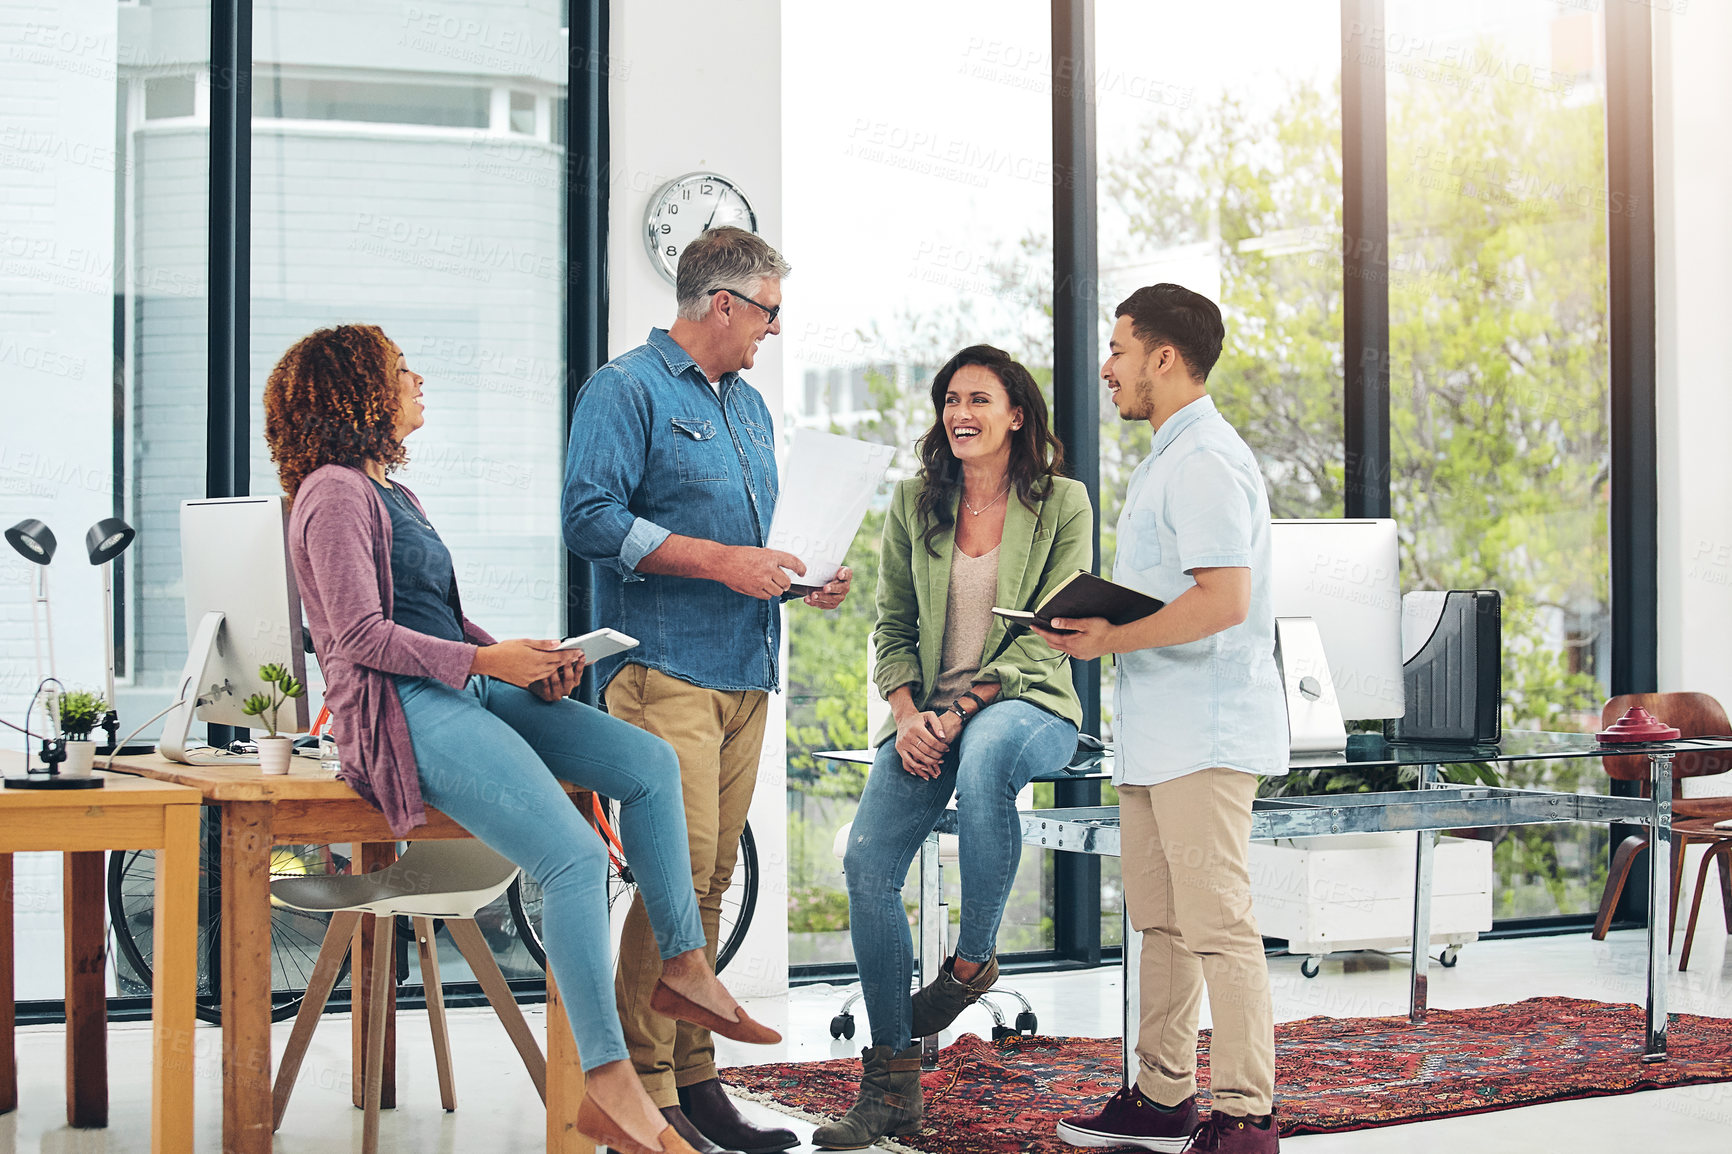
[61,740,96,777]
[258,736,293,775]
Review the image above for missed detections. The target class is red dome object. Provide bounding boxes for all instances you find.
[1596,706,1681,744]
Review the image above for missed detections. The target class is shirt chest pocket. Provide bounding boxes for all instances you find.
[1127,509,1164,571]
[669,417,729,484]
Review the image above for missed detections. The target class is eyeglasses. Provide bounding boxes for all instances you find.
[708,287,780,326]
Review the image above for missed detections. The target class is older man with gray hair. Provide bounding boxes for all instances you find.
[562,227,851,1154]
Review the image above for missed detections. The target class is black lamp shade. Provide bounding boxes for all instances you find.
[5,519,56,565]
[85,518,136,564]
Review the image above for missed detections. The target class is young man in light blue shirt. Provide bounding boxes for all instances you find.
[1038,285,1284,1153]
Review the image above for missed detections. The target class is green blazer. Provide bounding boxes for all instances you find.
[871,475,1093,746]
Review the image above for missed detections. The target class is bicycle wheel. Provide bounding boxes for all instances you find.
[108,811,354,1024]
[508,817,759,975]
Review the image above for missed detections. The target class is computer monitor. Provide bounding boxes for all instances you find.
[1269,518,1404,722]
[157,496,310,763]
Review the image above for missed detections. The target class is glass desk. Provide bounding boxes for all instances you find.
[823,732,1732,1065]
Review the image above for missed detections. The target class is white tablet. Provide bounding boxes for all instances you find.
[554,627,640,662]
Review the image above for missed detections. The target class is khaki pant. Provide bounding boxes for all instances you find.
[1120,768,1275,1117]
[607,664,769,1107]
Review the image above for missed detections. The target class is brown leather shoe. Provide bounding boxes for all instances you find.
[576,1094,700,1154]
[681,1077,799,1154]
[661,1104,745,1154]
[650,980,782,1045]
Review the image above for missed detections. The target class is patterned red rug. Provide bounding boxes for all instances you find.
[722,997,1732,1152]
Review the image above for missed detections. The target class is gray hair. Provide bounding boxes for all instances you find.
[675,227,792,321]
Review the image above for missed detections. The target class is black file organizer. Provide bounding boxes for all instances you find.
[1390,589,1502,744]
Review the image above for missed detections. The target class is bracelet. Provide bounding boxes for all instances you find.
[959,690,989,715]
[947,700,972,724]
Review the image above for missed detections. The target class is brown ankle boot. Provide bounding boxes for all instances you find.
[910,954,998,1038]
[810,1044,923,1150]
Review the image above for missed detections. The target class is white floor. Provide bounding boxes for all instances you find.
[3,927,1729,1153]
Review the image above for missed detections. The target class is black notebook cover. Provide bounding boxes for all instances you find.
[992,570,1164,629]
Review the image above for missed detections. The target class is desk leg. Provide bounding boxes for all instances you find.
[1121,894,1140,1086]
[64,850,107,1127]
[1409,829,1435,1023]
[1644,752,1674,1062]
[0,853,13,1115]
[353,843,398,1109]
[917,834,942,1068]
[545,976,593,1154]
[153,805,199,1154]
[221,802,276,1154]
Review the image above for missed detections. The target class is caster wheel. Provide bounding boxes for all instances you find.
[991,1026,1017,1041]
[1439,947,1460,968]
[1015,1011,1038,1035]
[1300,957,1321,979]
[829,1013,855,1040]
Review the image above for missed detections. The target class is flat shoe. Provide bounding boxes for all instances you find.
[651,981,783,1045]
[577,1094,700,1154]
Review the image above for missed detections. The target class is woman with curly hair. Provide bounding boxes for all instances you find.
[814,345,1092,1149]
[266,324,774,1154]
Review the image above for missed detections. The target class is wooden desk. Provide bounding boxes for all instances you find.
[0,756,200,1153]
[107,753,592,1154]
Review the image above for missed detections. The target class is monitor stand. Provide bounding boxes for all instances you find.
[157,610,259,766]
[1275,616,1348,755]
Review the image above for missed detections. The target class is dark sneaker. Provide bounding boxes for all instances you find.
[1055,1086,1199,1152]
[1191,1109,1279,1153]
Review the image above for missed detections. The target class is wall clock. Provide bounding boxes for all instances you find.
[643,171,758,286]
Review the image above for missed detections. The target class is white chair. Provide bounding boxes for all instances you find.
[270,840,547,1154]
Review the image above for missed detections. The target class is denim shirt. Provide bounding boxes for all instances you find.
[1111,395,1289,785]
[561,328,781,692]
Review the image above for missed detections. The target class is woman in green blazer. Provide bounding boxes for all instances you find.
[814,346,1093,1150]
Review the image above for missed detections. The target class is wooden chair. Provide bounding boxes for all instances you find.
[269,841,547,1153]
[1674,817,1732,970]
[1592,692,1732,941]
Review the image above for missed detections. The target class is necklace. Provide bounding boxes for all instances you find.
[961,481,1011,517]
[380,480,434,531]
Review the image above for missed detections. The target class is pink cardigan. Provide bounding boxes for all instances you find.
[289,464,496,835]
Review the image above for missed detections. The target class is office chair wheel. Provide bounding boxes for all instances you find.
[108,812,353,1024]
[509,815,759,975]
[1300,956,1322,979]
[991,1025,1019,1041]
[829,1012,856,1040]
[1014,1011,1038,1034]
[1439,946,1461,968]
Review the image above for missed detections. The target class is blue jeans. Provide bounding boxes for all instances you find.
[843,699,1077,1049]
[394,674,707,1071]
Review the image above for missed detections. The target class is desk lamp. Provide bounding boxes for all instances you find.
[85,517,136,752]
[4,521,99,788]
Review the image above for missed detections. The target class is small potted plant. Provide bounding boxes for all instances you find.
[56,689,108,777]
[242,663,306,775]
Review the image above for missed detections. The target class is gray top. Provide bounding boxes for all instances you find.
[926,542,1000,711]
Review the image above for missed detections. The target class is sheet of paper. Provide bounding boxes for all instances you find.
[766,429,895,588]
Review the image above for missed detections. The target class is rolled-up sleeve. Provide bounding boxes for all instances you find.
[561,366,667,580]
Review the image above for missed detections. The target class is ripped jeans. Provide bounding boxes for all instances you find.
[843,699,1077,1049]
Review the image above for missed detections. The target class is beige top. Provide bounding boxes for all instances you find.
[926,542,1001,711]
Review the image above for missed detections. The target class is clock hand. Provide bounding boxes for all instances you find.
[703,194,727,231]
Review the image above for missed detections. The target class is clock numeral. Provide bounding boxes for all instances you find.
[660,224,671,234]
[681,189,692,199]
[701,183,713,195]
[665,245,678,257]
[667,203,678,214]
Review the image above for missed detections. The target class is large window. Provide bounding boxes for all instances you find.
[1,0,209,997]
[1385,0,1612,916]
[782,0,1057,967]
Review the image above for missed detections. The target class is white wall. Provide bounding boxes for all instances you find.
[610,0,789,998]
[1655,2,1732,714]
